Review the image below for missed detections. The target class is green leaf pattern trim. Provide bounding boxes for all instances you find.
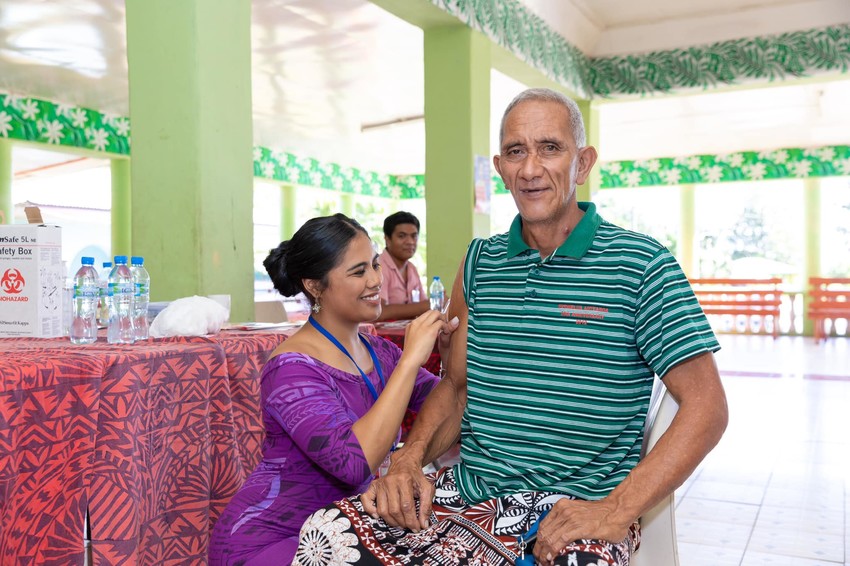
[425,0,849,98]
[253,149,514,199]
[600,147,850,189]
[3,94,847,199]
[253,146,400,198]
[0,93,130,155]
[427,0,591,97]
[589,25,850,96]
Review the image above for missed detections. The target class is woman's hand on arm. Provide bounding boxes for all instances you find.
[360,259,469,531]
[401,308,458,370]
[352,309,456,472]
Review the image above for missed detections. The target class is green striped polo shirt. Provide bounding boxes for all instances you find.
[453,201,719,504]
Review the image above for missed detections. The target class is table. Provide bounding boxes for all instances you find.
[0,329,292,566]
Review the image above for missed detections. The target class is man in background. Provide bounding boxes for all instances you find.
[376,211,430,321]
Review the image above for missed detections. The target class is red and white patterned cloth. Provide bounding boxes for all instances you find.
[294,467,640,566]
[0,330,288,565]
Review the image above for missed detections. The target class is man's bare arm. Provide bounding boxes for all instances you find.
[534,352,728,564]
[609,352,728,518]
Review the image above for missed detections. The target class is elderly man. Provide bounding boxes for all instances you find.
[375,211,431,321]
[293,88,727,566]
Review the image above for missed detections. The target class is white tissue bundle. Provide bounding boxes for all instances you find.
[149,295,229,337]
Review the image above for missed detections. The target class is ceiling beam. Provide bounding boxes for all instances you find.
[368,0,458,30]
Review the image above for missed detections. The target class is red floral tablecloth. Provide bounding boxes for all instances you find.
[0,330,289,566]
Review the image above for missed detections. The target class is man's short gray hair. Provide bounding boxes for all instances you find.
[499,88,587,149]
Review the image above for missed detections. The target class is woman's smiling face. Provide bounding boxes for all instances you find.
[315,232,383,323]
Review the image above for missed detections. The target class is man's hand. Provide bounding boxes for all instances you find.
[360,448,435,531]
[533,498,632,565]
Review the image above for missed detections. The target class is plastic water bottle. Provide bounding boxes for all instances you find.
[61,261,73,336]
[429,276,445,311]
[131,256,151,340]
[107,255,135,344]
[70,257,98,344]
[97,261,112,327]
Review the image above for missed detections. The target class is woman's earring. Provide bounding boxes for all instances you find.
[311,300,321,314]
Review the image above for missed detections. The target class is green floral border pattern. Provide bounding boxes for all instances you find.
[0,93,130,154]
[253,147,510,198]
[589,25,850,97]
[4,93,847,198]
[426,0,590,97]
[600,146,850,189]
[253,146,401,198]
[425,0,849,98]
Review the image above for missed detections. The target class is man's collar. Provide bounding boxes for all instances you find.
[381,248,407,271]
[506,201,601,260]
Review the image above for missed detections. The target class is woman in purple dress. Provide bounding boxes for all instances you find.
[209,214,455,565]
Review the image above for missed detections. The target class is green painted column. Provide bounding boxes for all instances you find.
[679,184,696,277]
[110,158,131,256]
[0,139,11,225]
[125,0,254,320]
[281,184,296,240]
[802,178,821,336]
[424,25,490,289]
[575,100,598,203]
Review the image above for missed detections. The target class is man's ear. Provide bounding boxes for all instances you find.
[575,146,598,186]
[493,154,504,185]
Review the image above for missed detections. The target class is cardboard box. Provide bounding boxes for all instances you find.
[0,225,63,337]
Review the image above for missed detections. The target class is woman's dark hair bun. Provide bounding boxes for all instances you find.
[263,240,299,297]
[262,214,368,303]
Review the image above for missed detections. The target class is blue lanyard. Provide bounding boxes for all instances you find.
[308,317,385,402]
[516,508,551,565]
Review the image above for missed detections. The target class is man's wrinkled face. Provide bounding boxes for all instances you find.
[494,100,593,227]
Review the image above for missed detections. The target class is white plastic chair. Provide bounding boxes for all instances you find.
[254,299,288,323]
[632,379,681,566]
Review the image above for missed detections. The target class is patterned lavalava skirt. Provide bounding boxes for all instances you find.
[293,467,639,566]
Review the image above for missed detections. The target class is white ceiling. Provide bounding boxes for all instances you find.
[597,78,850,161]
[250,0,425,170]
[0,0,127,111]
[1,0,848,176]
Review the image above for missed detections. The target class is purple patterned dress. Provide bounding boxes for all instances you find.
[208,334,438,565]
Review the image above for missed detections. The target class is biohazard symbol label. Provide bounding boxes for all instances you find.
[1,268,25,294]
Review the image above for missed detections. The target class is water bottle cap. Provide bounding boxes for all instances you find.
[131,256,144,266]
[114,255,128,264]
[81,257,95,265]
[103,262,112,268]
[434,276,441,280]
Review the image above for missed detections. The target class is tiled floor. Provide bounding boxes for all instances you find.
[676,334,850,565]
